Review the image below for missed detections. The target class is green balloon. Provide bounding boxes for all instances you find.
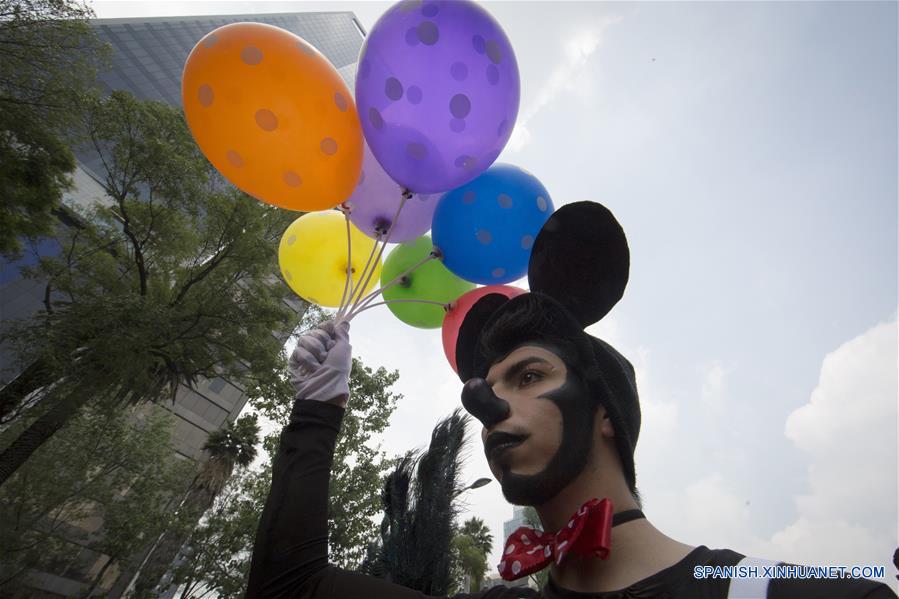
[381,236,475,328]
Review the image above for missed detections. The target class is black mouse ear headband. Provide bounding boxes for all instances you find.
[451,201,630,381]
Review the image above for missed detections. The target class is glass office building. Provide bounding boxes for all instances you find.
[0,11,364,598]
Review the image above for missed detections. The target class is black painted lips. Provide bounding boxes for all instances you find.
[485,431,528,462]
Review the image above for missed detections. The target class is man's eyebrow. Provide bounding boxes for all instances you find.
[491,356,552,386]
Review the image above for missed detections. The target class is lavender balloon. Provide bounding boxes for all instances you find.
[344,143,437,242]
[356,0,520,194]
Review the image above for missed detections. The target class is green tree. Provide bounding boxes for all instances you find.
[130,414,261,596]
[451,516,494,591]
[452,534,488,592]
[460,517,493,560]
[0,91,298,485]
[166,466,270,599]
[0,0,109,255]
[0,401,193,596]
[155,355,402,596]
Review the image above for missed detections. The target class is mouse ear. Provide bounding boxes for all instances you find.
[453,290,522,382]
[527,201,629,328]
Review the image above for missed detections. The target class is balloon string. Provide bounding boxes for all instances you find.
[352,298,451,317]
[346,250,439,320]
[341,228,381,319]
[336,208,354,322]
[347,190,410,313]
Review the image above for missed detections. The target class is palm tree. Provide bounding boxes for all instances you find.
[454,516,494,591]
[361,409,471,595]
[128,413,260,596]
[460,517,493,558]
[193,413,260,498]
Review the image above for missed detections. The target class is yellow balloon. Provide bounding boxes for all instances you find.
[279,211,382,307]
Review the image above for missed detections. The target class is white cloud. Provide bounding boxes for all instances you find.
[651,316,898,590]
[508,18,622,152]
[772,316,897,571]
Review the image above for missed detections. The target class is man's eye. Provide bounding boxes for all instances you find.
[520,371,542,386]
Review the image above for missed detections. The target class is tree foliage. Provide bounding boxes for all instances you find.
[0,91,299,485]
[0,0,109,255]
[130,413,262,596]
[152,355,401,596]
[452,516,494,591]
[0,401,193,596]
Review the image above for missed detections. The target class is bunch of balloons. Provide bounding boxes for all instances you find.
[181,0,557,372]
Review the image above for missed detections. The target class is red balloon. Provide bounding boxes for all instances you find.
[441,285,526,375]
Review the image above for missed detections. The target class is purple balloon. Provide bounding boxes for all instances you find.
[344,143,438,243]
[356,0,520,194]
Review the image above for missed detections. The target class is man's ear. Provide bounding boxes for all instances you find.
[597,406,616,439]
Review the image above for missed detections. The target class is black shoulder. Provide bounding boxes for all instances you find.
[768,576,897,598]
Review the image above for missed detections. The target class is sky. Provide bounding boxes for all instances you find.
[94,0,899,588]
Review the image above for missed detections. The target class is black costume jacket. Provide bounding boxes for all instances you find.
[245,401,896,599]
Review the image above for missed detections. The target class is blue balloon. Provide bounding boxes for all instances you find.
[432,163,553,284]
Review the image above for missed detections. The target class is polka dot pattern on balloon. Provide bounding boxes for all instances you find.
[226,150,243,167]
[369,107,384,130]
[241,46,263,65]
[486,39,502,64]
[255,109,278,131]
[431,164,552,285]
[417,21,439,45]
[321,137,338,155]
[334,92,347,112]
[385,77,404,100]
[286,235,297,245]
[472,34,486,54]
[451,61,468,81]
[450,94,471,118]
[283,171,302,187]
[183,22,362,212]
[407,85,423,104]
[198,84,214,107]
[356,0,520,193]
[537,196,548,212]
[405,27,419,46]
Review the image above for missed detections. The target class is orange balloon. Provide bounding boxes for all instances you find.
[182,23,363,211]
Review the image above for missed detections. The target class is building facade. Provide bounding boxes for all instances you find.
[0,11,364,597]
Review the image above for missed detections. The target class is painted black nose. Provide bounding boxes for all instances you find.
[461,378,510,429]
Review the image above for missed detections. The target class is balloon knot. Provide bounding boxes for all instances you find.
[401,188,413,200]
[430,246,443,260]
[374,217,391,236]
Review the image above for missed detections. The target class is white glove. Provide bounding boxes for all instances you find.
[288,320,352,402]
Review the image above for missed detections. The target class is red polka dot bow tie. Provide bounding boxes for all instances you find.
[497,499,645,581]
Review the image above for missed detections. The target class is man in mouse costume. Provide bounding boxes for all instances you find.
[246,202,895,598]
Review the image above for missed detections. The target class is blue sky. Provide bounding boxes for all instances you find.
[95,0,898,586]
